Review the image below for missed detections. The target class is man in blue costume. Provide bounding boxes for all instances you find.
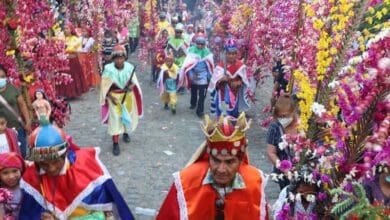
[180,33,214,118]
[19,123,134,219]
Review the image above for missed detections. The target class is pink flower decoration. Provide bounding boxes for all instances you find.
[279,160,292,171]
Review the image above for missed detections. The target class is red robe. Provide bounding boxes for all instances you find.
[157,160,269,220]
[4,128,20,155]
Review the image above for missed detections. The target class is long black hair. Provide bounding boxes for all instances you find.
[0,64,6,74]
[34,89,48,101]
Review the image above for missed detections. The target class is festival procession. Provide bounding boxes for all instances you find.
[0,0,388,219]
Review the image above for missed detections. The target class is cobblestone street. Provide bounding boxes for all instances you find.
[64,53,279,218]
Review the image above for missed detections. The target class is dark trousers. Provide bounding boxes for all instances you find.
[129,37,139,53]
[17,127,27,158]
[190,84,208,115]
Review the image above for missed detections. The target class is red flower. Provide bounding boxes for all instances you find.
[7,18,19,30]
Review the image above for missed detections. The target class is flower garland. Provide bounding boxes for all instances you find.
[137,0,158,68]
[0,0,71,126]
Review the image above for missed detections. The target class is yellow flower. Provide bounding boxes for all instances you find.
[339,21,346,30]
[306,7,315,17]
[365,16,373,24]
[368,7,375,14]
[382,8,388,15]
[376,11,383,19]
[294,70,316,131]
[360,44,365,51]
[334,34,341,42]
[348,10,355,17]
[313,18,324,30]
[330,47,338,55]
[6,50,15,56]
[340,4,350,13]
[317,37,329,49]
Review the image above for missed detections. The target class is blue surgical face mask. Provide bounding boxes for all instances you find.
[0,78,7,88]
[385,175,390,183]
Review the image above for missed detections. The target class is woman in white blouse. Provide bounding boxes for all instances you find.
[80,28,95,52]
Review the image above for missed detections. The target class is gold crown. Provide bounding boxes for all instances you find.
[201,113,251,156]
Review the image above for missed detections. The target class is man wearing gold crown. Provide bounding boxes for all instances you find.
[157,113,269,220]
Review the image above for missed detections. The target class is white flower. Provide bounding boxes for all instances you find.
[318,156,327,166]
[282,65,291,73]
[373,144,383,152]
[332,193,339,203]
[270,173,279,182]
[278,140,289,151]
[326,120,335,127]
[311,102,326,117]
[287,171,293,180]
[367,68,378,78]
[362,52,369,59]
[306,194,316,203]
[378,57,390,70]
[289,192,295,201]
[328,80,340,89]
[294,171,299,180]
[275,159,281,168]
[295,193,302,202]
[350,167,358,177]
[349,56,363,65]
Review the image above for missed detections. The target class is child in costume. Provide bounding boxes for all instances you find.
[0,113,20,155]
[208,37,250,118]
[166,23,188,68]
[157,52,179,114]
[0,152,25,219]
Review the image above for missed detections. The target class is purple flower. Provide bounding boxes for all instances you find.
[317,192,327,201]
[312,170,320,179]
[276,204,290,220]
[279,160,292,171]
[320,174,331,183]
[344,182,353,192]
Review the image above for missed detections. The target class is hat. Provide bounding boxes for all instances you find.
[111,44,127,58]
[194,33,207,44]
[224,37,238,52]
[27,124,68,162]
[202,113,251,157]
[0,152,25,173]
[187,24,194,29]
[175,23,185,31]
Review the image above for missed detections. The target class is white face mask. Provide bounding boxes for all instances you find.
[278,117,293,128]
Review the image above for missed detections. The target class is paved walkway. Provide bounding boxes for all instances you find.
[64,53,279,218]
